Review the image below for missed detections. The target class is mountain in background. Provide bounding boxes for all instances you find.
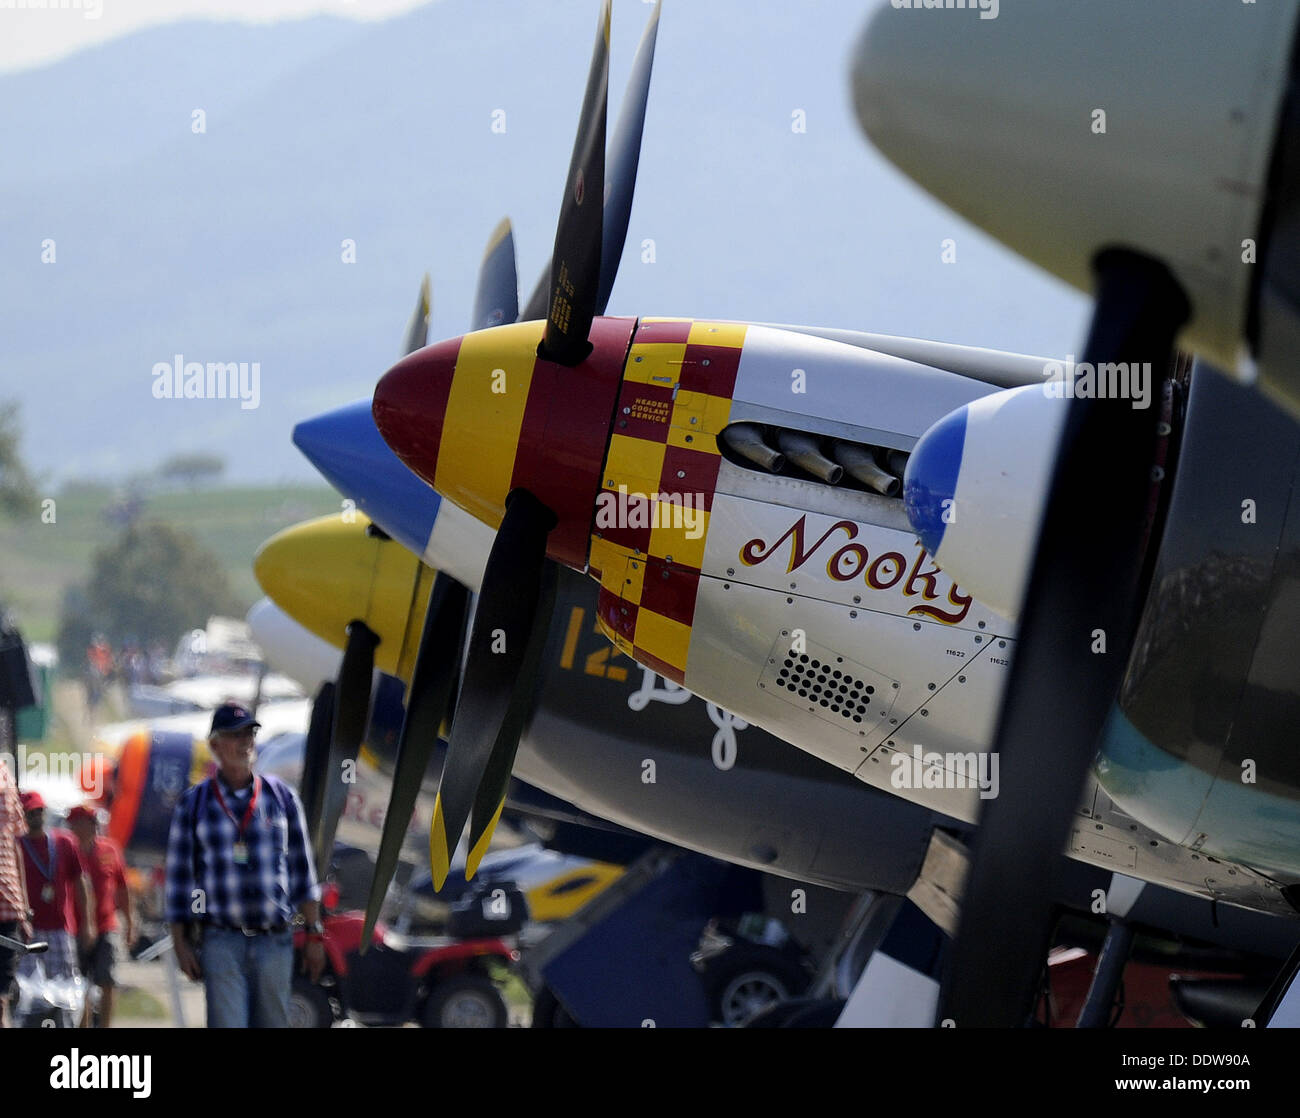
[0,0,1088,486]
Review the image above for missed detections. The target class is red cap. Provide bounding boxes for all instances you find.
[66,804,97,825]
[19,790,45,811]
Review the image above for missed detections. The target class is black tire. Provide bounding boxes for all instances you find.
[529,985,581,1028]
[705,950,809,1028]
[421,973,508,1029]
[288,975,335,1028]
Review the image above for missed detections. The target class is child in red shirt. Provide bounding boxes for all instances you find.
[67,805,134,1027]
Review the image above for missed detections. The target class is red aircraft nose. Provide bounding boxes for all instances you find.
[372,317,635,569]
[372,334,460,491]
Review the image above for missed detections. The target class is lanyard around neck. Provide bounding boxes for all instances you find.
[210,775,261,839]
[22,833,56,881]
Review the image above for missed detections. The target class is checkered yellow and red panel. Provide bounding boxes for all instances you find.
[589,319,747,683]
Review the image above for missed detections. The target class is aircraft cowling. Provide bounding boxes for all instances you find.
[913,359,1300,880]
[1102,367,1300,881]
[850,0,1300,415]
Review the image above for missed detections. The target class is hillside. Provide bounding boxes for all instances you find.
[0,484,342,643]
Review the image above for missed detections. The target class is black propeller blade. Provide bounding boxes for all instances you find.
[428,489,557,888]
[300,680,336,849]
[471,219,519,332]
[533,0,609,365]
[315,620,379,874]
[401,274,431,356]
[938,249,1190,1027]
[521,0,660,329]
[465,560,558,877]
[596,0,660,315]
[360,569,470,947]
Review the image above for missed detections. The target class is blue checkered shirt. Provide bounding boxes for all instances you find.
[164,772,319,928]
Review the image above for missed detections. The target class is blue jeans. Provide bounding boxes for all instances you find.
[200,927,294,1028]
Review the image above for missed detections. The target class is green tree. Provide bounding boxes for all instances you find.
[0,401,36,519]
[81,521,238,647]
[55,583,95,673]
[157,453,226,489]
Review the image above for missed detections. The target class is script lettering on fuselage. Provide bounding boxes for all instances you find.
[738,515,975,625]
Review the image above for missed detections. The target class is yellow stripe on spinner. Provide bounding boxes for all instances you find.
[465,798,506,880]
[633,609,692,672]
[434,320,543,530]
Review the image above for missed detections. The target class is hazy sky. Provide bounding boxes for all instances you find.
[0,0,430,71]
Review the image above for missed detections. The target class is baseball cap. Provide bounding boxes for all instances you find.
[66,804,98,824]
[19,790,45,811]
[210,702,261,736]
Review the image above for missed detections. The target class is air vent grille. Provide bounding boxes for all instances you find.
[759,631,897,736]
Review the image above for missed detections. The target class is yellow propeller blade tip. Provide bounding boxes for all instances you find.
[429,796,451,892]
[464,798,506,880]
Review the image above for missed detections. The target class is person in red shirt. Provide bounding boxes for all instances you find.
[18,791,91,985]
[67,804,134,1027]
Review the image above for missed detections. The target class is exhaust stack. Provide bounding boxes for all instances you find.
[833,443,900,496]
[722,424,785,473]
[777,431,843,484]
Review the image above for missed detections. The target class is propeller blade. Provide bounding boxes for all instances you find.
[595,0,660,315]
[400,274,432,357]
[360,570,470,949]
[520,1,660,326]
[471,219,519,332]
[938,250,1190,1027]
[464,561,558,878]
[535,0,609,366]
[520,263,549,326]
[300,680,336,848]
[428,489,556,889]
[316,620,379,873]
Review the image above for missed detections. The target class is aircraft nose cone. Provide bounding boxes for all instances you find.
[372,318,635,570]
[293,399,444,561]
[372,335,461,496]
[254,513,430,678]
[902,405,965,558]
[252,517,376,646]
[904,385,1067,621]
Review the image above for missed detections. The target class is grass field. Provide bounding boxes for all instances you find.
[0,484,344,644]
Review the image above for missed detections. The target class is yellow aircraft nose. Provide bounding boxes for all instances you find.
[253,513,434,681]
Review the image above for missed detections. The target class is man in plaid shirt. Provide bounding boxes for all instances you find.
[165,702,324,1027]
[0,760,30,1028]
